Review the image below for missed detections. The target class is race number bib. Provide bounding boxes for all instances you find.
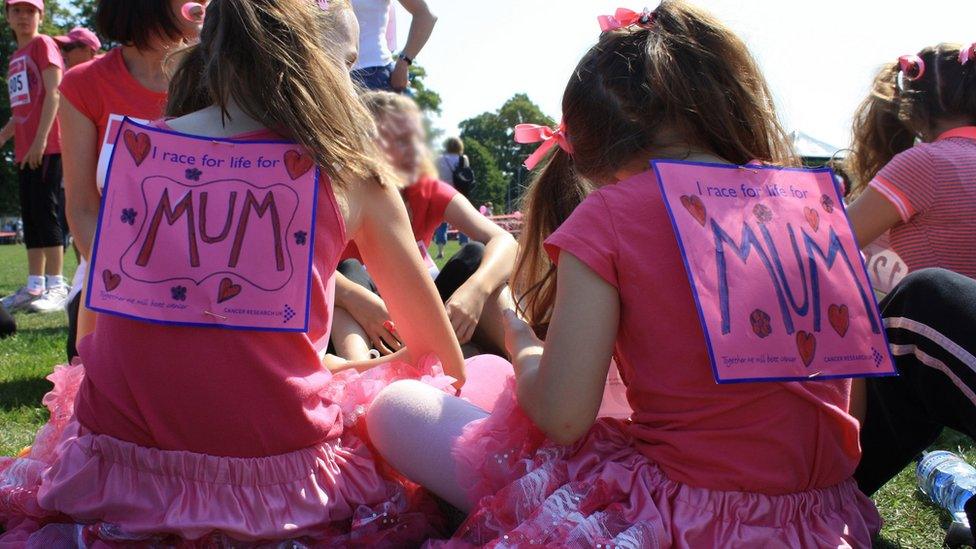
[87,118,319,331]
[653,160,896,383]
[7,57,30,107]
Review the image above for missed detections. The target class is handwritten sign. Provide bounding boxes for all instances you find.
[653,160,896,383]
[87,118,319,331]
[97,114,150,192]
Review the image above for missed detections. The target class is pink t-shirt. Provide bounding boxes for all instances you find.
[341,176,457,262]
[59,47,168,154]
[869,127,976,279]
[544,172,861,495]
[75,125,349,458]
[7,35,63,162]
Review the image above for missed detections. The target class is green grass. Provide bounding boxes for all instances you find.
[0,242,972,546]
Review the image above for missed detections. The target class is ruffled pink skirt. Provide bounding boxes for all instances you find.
[439,380,882,548]
[0,358,465,547]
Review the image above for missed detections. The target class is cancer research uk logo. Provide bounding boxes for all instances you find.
[283,304,295,323]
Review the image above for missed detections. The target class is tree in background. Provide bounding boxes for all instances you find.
[462,137,505,211]
[0,0,90,215]
[458,93,554,211]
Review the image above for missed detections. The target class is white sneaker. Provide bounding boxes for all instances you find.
[29,285,70,313]
[1,286,43,313]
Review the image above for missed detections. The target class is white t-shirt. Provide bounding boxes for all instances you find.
[351,0,394,70]
[438,153,460,185]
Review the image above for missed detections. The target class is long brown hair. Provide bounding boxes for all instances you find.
[513,0,797,335]
[846,44,976,194]
[165,0,388,188]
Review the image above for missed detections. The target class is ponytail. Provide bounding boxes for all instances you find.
[511,150,593,337]
[846,63,916,195]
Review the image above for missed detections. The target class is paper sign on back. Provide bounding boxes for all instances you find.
[652,160,896,383]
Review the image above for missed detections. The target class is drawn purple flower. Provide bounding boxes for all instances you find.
[120,208,137,225]
[171,285,187,301]
[185,168,202,181]
[752,203,773,224]
[820,194,835,213]
[294,230,308,246]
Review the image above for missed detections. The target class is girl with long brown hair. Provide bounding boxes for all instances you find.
[366,3,880,546]
[846,43,976,277]
[0,0,464,544]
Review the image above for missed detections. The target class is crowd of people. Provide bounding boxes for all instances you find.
[0,0,973,546]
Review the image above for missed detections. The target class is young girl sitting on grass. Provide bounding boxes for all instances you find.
[366,3,881,546]
[331,92,518,361]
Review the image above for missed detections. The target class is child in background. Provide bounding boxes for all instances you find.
[0,0,466,544]
[842,43,976,513]
[846,43,976,277]
[0,0,66,314]
[366,3,880,546]
[332,92,518,360]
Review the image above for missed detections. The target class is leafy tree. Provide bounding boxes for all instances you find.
[458,93,554,211]
[462,137,506,212]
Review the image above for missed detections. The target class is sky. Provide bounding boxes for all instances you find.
[393,0,973,152]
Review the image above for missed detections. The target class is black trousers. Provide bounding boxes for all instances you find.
[854,269,976,527]
[18,154,63,249]
[0,305,15,338]
[337,242,485,303]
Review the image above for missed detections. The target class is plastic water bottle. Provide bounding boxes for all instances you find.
[916,451,976,529]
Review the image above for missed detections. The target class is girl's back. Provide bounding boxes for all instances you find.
[548,171,860,494]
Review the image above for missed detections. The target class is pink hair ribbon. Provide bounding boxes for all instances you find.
[960,43,976,65]
[598,7,656,32]
[181,2,205,23]
[898,54,925,81]
[514,123,573,170]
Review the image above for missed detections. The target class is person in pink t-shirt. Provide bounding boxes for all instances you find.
[366,4,880,546]
[59,0,203,359]
[0,0,471,544]
[0,0,67,315]
[331,92,518,361]
[53,26,101,69]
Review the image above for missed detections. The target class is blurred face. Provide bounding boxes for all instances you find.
[61,43,95,68]
[376,110,426,183]
[325,7,359,70]
[6,4,41,39]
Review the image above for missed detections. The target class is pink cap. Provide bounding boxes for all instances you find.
[53,26,101,51]
[5,0,44,11]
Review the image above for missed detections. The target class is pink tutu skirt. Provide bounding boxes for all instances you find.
[0,358,464,547]
[439,380,882,548]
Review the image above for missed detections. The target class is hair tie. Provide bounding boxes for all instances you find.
[514,123,573,170]
[598,7,657,32]
[181,2,205,23]
[898,54,925,81]
[960,43,976,65]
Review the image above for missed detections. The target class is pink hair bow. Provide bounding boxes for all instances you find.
[598,7,656,32]
[960,43,976,65]
[898,54,925,81]
[514,123,573,170]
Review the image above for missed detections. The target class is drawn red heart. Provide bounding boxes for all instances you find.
[679,195,707,227]
[804,207,820,232]
[217,277,242,303]
[284,149,314,180]
[123,130,151,166]
[102,269,121,291]
[796,331,817,367]
[828,304,850,338]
